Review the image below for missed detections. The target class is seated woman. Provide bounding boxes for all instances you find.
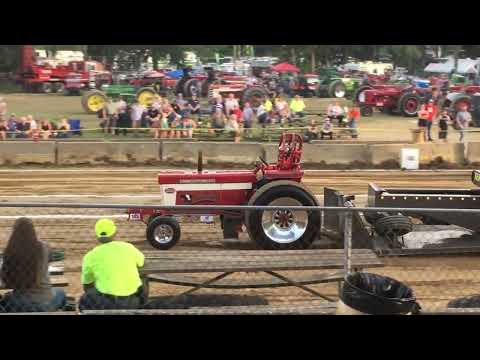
[56,119,71,138]
[180,116,197,139]
[0,218,67,312]
[320,118,334,140]
[40,119,53,140]
[304,119,319,143]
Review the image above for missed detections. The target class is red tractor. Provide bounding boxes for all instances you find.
[129,70,177,94]
[17,45,112,94]
[127,133,321,250]
[354,84,430,117]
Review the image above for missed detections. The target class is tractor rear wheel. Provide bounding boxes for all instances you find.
[245,180,321,250]
[52,82,65,93]
[328,80,346,98]
[136,87,157,107]
[243,87,268,107]
[183,79,200,98]
[146,216,181,250]
[399,92,422,117]
[40,82,53,94]
[82,90,107,114]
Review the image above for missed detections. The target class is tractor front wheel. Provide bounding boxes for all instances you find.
[146,216,181,250]
[245,181,321,250]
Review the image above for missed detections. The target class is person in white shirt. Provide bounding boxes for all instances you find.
[130,102,145,131]
[224,93,239,116]
[327,102,345,127]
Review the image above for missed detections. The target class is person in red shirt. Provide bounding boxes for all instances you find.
[231,106,243,125]
[425,99,436,142]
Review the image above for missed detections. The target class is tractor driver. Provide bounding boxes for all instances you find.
[79,219,148,311]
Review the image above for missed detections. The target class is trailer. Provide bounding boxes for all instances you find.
[323,170,480,256]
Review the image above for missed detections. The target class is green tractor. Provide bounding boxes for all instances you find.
[316,67,360,99]
[81,84,157,114]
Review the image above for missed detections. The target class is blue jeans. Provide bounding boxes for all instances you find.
[0,288,67,313]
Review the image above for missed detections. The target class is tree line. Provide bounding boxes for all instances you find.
[1,45,480,74]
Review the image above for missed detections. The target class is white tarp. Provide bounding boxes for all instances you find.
[425,57,479,74]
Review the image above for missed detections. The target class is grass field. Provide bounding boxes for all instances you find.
[2,92,480,143]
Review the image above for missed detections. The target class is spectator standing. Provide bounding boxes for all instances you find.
[438,110,451,142]
[425,99,436,141]
[211,109,226,135]
[130,102,145,134]
[290,95,306,118]
[79,219,147,311]
[347,104,361,139]
[224,93,239,116]
[225,114,241,143]
[256,103,269,128]
[104,97,119,135]
[213,95,224,115]
[0,218,67,312]
[242,102,255,136]
[116,97,130,136]
[456,106,472,143]
[417,105,430,141]
[321,118,334,140]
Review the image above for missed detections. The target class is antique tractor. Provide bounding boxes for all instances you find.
[81,84,157,114]
[127,133,321,250]
[354,84,430,117]
[316,67,361,99]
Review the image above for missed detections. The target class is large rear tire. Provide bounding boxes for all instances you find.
[243,87,268,107]
[183,79,200,98]
[82,90,107,114]
[245,180,321,250]
[146,216,181,250]
[328,80,346,98]
[52,82,65,93]
[40,82,53,94]
[136,87,157,107]
[399,92,422,117]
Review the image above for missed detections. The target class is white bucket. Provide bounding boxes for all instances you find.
[401,148,419,170]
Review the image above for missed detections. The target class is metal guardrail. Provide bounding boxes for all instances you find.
[0,202,479,214]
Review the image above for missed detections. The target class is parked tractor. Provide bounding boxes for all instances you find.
[290,74,320,98]
[316,68,360,99]
[127,133,321,250]
[354,84,430,117]
[81,84,157,114]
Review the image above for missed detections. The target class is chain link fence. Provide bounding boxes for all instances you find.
[0,203,479,314]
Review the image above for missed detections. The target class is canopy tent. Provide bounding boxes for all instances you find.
[424,57,480,75]
[271,62,300,73]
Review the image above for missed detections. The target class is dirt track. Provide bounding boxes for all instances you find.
[0,168,478,310]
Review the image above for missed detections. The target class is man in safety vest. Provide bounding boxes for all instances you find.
[290,95,306,118]
[79,219,148,311]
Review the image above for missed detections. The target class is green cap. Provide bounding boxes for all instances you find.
[95,219,117,238]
